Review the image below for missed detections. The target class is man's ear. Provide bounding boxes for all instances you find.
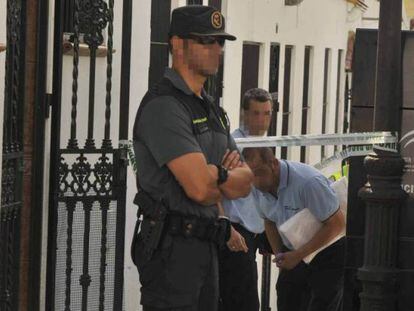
[170,36,183,55]
[270,157,279,172]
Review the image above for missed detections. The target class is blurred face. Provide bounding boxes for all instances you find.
[244,100,272,136]
[246,153,279,193]
[172,35,224,77]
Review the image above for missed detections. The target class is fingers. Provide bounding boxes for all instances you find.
[239,236,249,253]
[227,233,249,252]
[222,149,230,164]
[273,253,285,267]
[222,150,240,170]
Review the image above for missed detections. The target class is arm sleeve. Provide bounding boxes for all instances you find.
[301,175,339,222]
[137,96,202,167]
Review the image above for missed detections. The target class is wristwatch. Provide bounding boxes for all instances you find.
[215,164,228,185]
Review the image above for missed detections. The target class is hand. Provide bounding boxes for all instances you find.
[222,149,242,170]
[273,251,303,270]
[226,226,248,253]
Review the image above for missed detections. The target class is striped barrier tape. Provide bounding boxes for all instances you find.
[234,131,398,148]
[123,132,399,175]
[313,143,397,177]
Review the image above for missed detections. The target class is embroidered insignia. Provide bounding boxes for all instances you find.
[211,11,222,29]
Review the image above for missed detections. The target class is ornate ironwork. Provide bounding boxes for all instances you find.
[79,0,110,149]
[102,0,114,149]
[99,200,109,310]
[69,0,80,149]
[64,200,75,311]
[47,0,131,309]
[79,0,109,49]
[1,0,25,310]
[59,153,113,197]
[80,200,92,311]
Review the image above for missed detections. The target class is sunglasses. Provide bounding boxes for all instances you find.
[187,35,225,47]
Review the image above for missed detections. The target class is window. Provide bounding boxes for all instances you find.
[148,0,172,88]
[63,0,108,42]
[301,46,312,163]
[281,45,293,160]
[268,44,280,136]
[321,48,331,159]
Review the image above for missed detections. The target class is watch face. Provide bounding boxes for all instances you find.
[218,165,228,185]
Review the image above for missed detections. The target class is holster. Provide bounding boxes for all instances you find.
[131,191,167,267]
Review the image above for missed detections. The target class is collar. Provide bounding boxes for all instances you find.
[164,68,194,96]
[239,125,269,137]
[277,160,288,194]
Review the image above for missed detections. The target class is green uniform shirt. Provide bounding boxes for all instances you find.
[133,68,239,220]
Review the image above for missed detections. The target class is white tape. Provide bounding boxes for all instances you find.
[126,132,399,175]
[235,132,398,148]
[313,143,397,172]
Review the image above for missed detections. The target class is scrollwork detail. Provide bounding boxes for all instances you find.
[79,0,109,49]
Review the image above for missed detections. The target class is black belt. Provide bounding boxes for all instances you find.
[164,214,230,245]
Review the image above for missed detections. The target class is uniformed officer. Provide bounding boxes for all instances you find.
[132,5,253,311]
[219,88,274,311]
[243,147,346,311]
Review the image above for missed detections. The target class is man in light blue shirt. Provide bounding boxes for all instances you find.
[243,147,346,311]
[219,88,274,311]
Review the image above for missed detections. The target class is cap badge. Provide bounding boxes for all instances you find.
[211,11,223,29]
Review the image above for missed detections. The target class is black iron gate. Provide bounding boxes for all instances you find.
[45,1,132,310]
[0,0,26,310]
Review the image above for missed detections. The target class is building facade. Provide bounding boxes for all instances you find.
[0,0,410,310]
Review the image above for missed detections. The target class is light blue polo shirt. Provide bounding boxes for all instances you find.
[222,128,267,234]
[255,160,339,250]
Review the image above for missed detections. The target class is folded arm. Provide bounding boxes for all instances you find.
[219,162,253,199]
[167,152,222,206]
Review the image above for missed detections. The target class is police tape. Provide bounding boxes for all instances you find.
[234,132,398,177]
[122,132,399,175]
[234,131,398,148]
[313,143,397,172]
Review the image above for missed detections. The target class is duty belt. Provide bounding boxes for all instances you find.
[151,213,230,245]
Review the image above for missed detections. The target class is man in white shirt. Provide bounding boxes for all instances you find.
[219,88,274,311]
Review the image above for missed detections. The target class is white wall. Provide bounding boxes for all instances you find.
[223,0,355,166]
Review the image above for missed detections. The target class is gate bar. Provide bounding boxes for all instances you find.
[113,0,133,309]
[45,0,65,309]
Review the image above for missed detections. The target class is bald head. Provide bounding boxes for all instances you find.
[242,147,279,193]
[242,147,275,165]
